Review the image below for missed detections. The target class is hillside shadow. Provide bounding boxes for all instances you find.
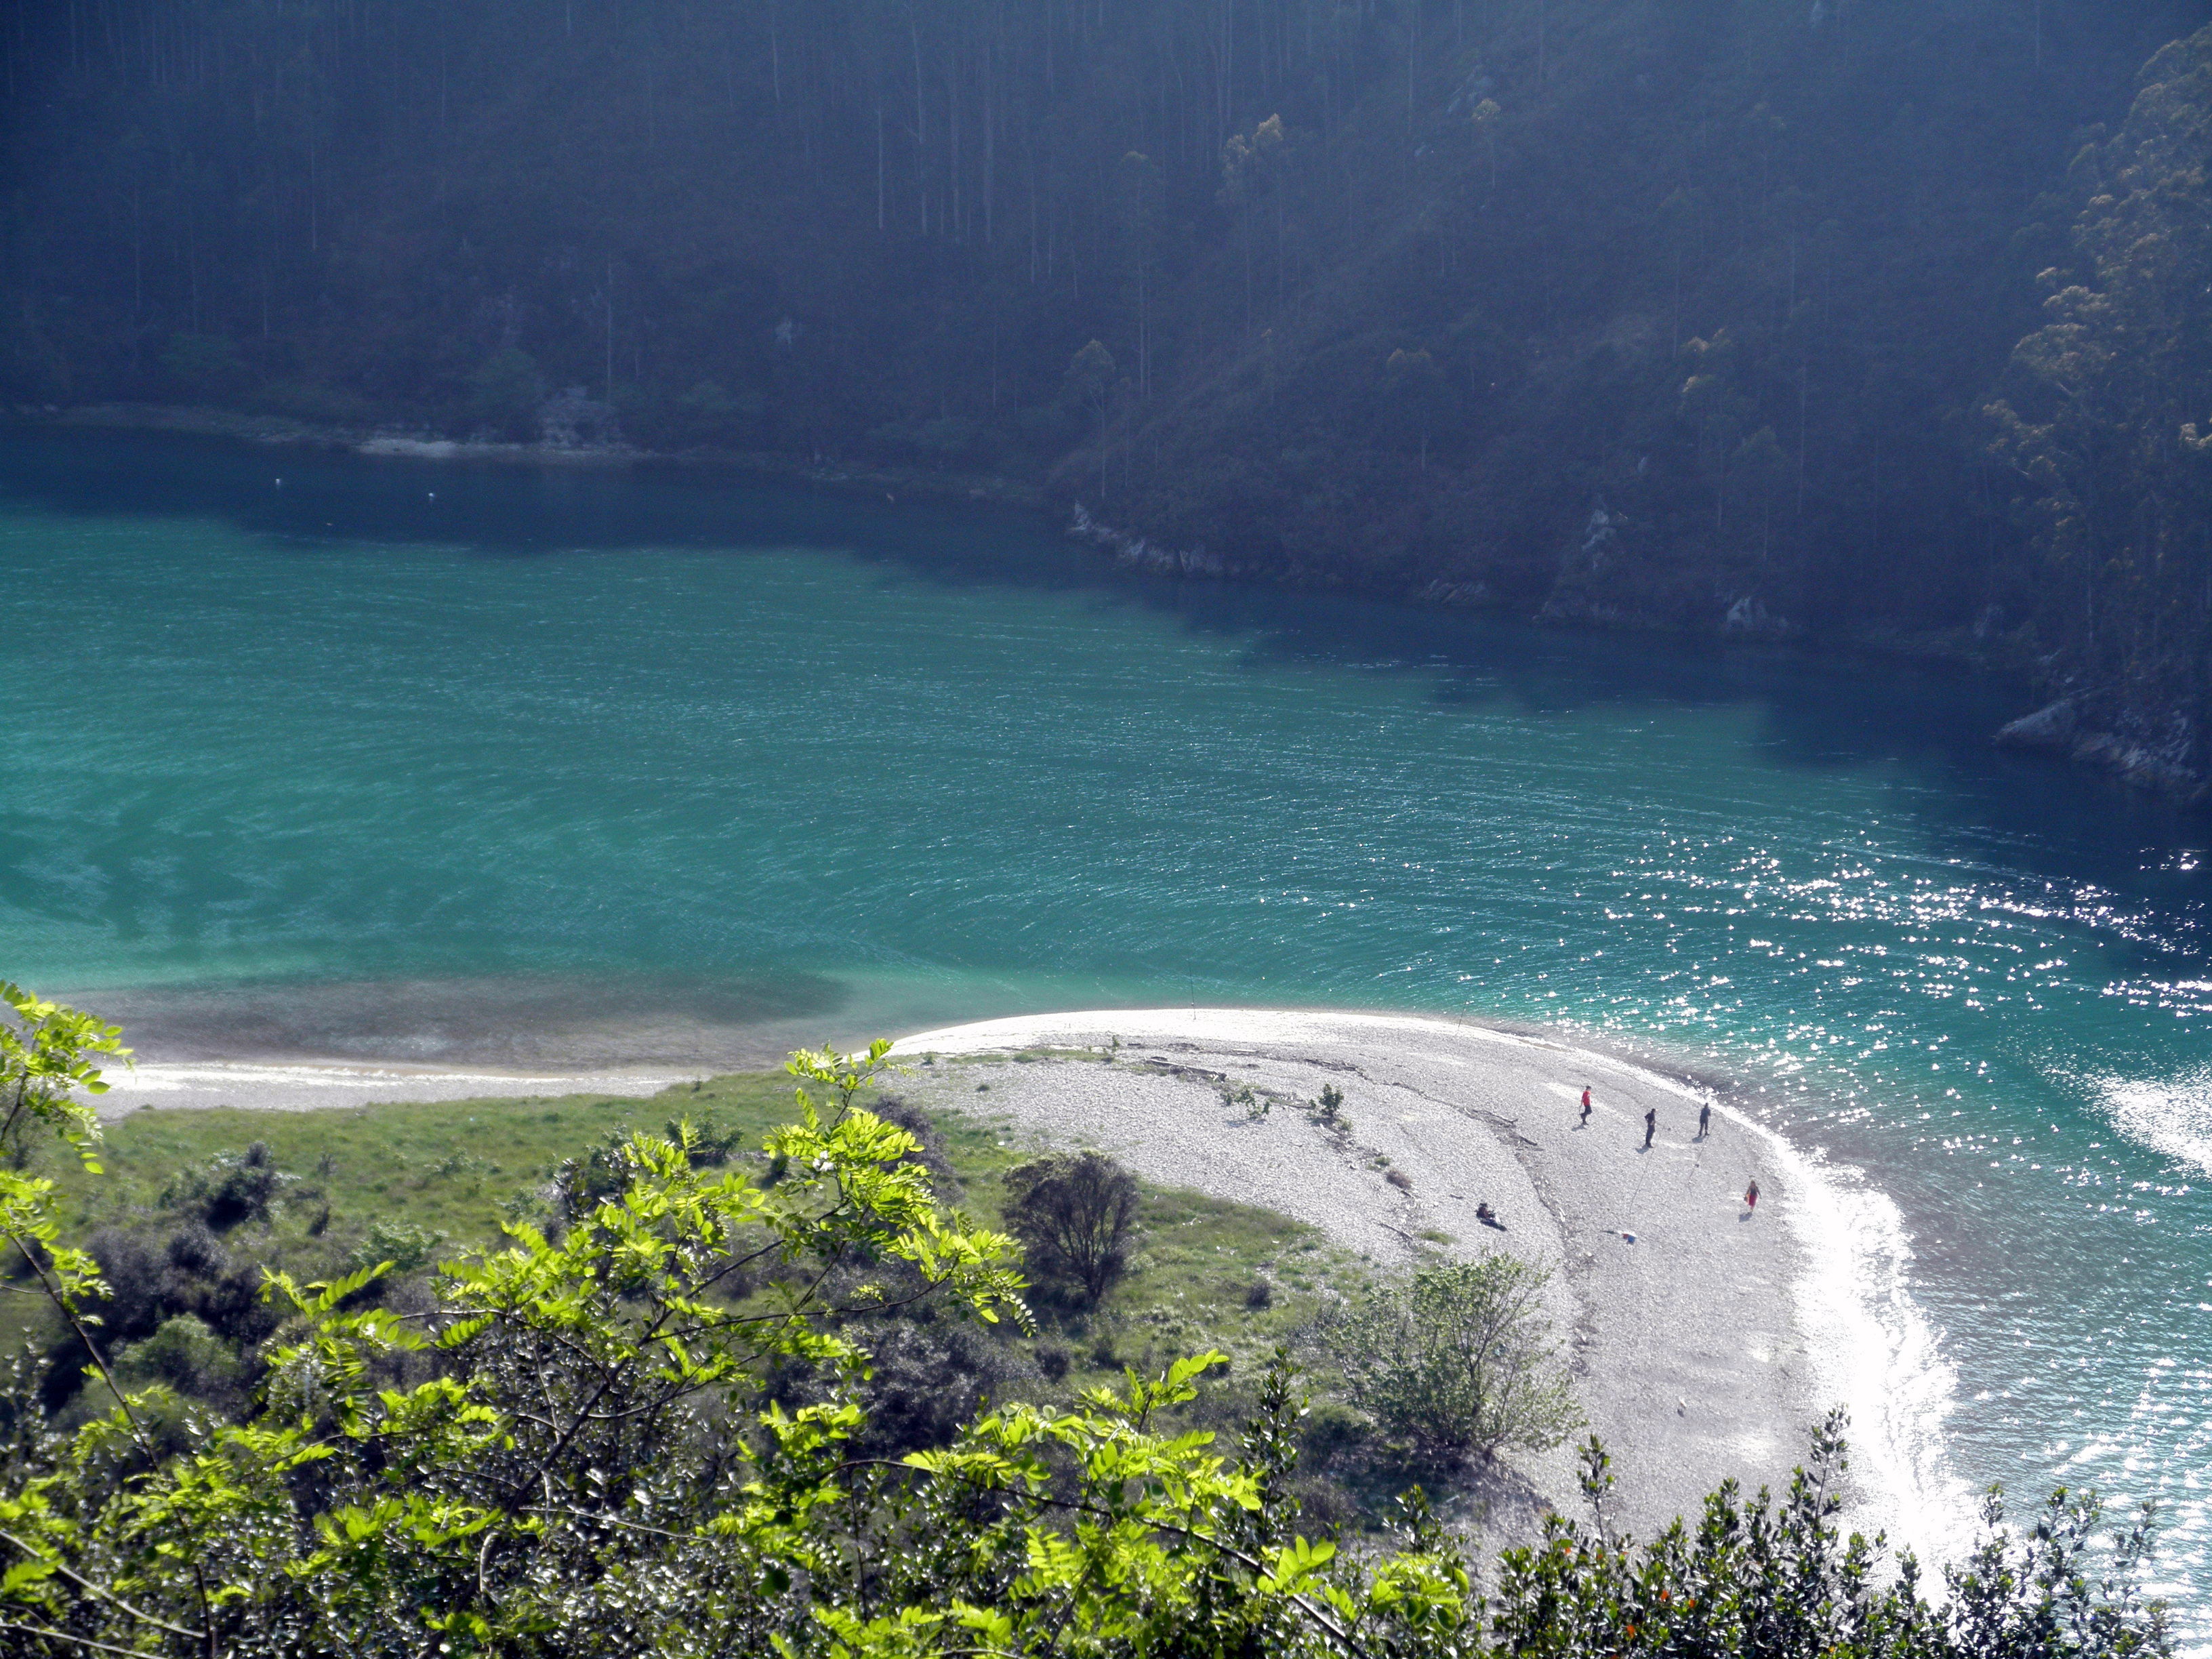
[3,425,2205,932]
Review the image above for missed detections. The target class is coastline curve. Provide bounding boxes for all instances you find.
[893,1006,1969,1553]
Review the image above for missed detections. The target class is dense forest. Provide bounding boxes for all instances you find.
[5,0,2211,796]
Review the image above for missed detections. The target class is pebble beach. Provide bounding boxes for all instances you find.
[895,1008,1865,1543]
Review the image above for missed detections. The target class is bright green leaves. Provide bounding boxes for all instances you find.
[878,1353,1447,1656]
[1259,1534,1338,1593]
[785,1036,900,1122]
[0,979,130,1172]
[0,1010,2176,1657]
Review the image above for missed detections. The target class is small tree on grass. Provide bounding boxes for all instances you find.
[1320,1252,1579,1458]
[1003,1149,1139,1304]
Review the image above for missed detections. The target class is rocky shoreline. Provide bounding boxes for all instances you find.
[1994,697,2209,805]
[20,403,2203,808]
[26,401,1046,512]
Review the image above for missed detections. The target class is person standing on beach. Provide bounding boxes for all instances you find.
[1744,1179,1760,1213]
[1641,1106,1657,1150]
[1697,1102,1711,1139]
[1579,1086,1593,1128]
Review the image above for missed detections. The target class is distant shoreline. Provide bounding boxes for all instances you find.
[16,403,2022,666]
[19,401,1048,514]
[23,403,2146,799]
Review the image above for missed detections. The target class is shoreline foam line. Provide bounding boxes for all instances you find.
[1525,1039,1974,1569]
[893,1005,1971,1557]
[1739,1095,1972,1571]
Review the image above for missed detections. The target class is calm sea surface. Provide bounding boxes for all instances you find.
[4,428,2211,1618]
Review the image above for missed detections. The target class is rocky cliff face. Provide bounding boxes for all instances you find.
[1996,700,2208,804]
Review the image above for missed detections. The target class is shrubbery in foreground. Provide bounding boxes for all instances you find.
[0,987,2173,1658]
[1319,1254,1580,1460]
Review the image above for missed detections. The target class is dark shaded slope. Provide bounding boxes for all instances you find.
[2,1,2208,792]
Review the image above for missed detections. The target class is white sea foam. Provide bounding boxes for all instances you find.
[1545,1042,1975,1569]
[2093,1063,2212,1177]
[1765,1127,1974,1565]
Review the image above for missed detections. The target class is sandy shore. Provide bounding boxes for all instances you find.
[85,1002,1951,1553]
[893,1008,1900,1544]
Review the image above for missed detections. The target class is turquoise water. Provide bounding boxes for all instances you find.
[5,429,2212,1612]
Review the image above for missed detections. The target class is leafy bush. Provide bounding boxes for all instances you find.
[0,1006,2179,1659]
[346,1218,449,1275]
[548,1128,644,1220]
[159,1142,297,1231]
[1491,1426,2171,1659]
[663,1111,747,1165]
[844,1319,1038,1458]
[1002,1149,1139,1305]
[1318,1252,1580,1458]
[110,1313,241,1401]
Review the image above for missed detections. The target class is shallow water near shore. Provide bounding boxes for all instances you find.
[4,428,2212,1620]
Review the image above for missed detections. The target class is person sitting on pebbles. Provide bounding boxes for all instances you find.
[1475,1202,1505,1230]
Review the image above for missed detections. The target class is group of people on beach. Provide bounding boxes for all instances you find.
[1578,1085,1759,1213]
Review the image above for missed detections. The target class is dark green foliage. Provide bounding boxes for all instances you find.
[466,347,549,441]
[157,333,250,402]
[661,1112,746,1166]
[1002,1149,1141,1305]
[1315,1084,1346,1128]
[548,1128,647,1221]
[869,1092,962,1196]
[7,1,2212,772]
[161,1141,296,1231]
[1486,1423,2169,1659]
[1984,25,2212,790]
[345,1218,449,1275]
[109,1313,244,1404]
[844,1318,1039,1458]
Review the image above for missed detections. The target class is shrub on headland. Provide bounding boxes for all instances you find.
[1319,1254,1580,1460]
[1002,1147,1140,1305]
[0,988,2175,1658]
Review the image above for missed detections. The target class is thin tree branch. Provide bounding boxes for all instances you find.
[0,1618,196,1658]
[0,1528,209,1641]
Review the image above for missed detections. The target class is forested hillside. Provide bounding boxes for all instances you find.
[5,0,2211,794]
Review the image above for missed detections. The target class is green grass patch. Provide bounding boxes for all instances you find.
[30,1065,1359,1401]
[47,1071,809,1250]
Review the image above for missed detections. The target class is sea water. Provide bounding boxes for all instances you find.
[3,429,2209,1620]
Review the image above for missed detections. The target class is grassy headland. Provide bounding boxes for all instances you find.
[24,1066,1350,1404]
